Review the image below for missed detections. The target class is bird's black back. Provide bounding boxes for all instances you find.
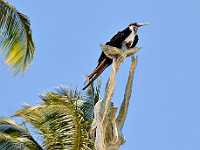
[106,27,131,48]
[98,27,138,64]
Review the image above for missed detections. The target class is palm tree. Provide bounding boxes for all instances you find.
[0,87,97,150]
[0,1,140,149]
[0,119,43,150]
[0,0,35,73]
[0,1,96,149]
[0,52,138,150]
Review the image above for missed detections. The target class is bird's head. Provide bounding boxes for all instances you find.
[128,22,148,31]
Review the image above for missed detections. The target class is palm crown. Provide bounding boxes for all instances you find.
[0,87,97,150]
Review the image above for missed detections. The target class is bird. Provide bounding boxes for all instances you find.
[82,22,146,90]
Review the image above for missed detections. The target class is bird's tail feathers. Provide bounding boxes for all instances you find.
[87,59,107,79]
[82,59,109,90]
[82,74,98,90]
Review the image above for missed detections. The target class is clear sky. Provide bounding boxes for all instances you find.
[1,0,200,149]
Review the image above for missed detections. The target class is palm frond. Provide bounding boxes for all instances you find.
[16,89,94,150]
[0,0,35,73]
[84,81,101,120]
[55,87,96,120]
[0,118,43,150]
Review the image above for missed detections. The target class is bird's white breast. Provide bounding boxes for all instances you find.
[124,31,135,43]
[122,29,136,50]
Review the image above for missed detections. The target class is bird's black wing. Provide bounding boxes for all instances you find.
[109,31,125,45]
[98,27,131,64]
[97,52,107,64]
[108,27,131,48]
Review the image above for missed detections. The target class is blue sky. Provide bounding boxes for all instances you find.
[1,0,200,149]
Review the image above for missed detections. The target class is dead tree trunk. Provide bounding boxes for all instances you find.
[90,45,140,150]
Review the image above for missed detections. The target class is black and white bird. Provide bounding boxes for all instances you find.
[82,22,146,90]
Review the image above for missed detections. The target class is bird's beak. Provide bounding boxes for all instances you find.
[137,22,149,27]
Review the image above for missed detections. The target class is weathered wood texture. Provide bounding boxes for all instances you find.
[91,45,139,150]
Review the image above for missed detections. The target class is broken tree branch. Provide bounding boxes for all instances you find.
[100,44,141,59]
[116,56,138,130]
[92,44,140,150]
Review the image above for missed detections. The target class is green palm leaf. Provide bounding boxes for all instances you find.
[56,87,96,120]
[0,119,43,150]
[16,89,94,150]
[0,0,35,73]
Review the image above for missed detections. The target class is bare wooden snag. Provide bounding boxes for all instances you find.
[90,45,140,150]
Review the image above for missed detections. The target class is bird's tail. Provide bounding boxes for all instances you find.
[82,59,110,90]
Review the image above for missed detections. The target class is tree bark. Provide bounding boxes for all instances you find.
[91,45,139,150]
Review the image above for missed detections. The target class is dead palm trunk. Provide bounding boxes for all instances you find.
[91,45,140,150]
